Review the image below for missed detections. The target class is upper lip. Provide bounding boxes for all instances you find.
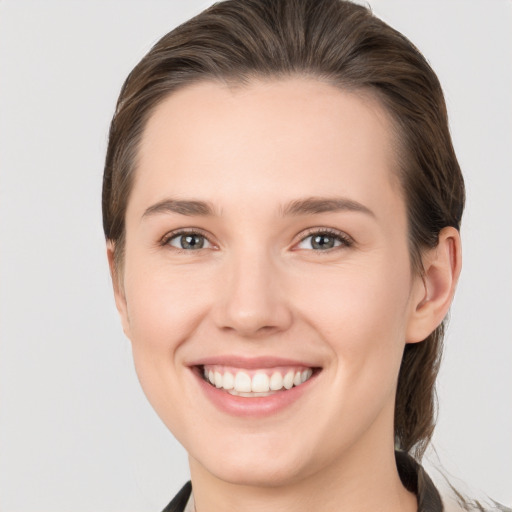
[187,355,320,369]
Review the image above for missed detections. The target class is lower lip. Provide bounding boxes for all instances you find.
[192,368,319,417]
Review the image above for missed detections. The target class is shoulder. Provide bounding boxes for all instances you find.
[421,460,511,512]
[438,487,511,512]
[396,450,511,512]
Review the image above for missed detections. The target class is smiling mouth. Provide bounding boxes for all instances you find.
[199,365,317,397]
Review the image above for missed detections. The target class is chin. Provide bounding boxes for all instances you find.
[204,455,311,488]
[187,430,323,488]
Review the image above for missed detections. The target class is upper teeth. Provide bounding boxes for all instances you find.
[203,366,313,394]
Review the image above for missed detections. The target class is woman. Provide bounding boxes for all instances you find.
[101,1,503,511]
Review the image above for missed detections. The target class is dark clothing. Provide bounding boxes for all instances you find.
[162,451,444,512]
[162,481,192,512]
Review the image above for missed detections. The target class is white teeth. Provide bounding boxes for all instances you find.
[251,373,270,393]
[269,371,284,391]
[234,371,252,392]
[222,371,234,390]
[283,371,294,390]
[228,390,274,397]
[301,369,312,382]
[203,366,314,394]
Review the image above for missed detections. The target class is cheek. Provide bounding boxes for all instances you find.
[294,258,411,341]
[292,257,412,389]
[121,254,218,430]
[123,255,215,354]
[289,263,411,442]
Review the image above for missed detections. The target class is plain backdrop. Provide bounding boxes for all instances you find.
[0,1,510,511]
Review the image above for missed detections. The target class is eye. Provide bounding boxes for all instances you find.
[165,232,212,250]
[296,230,352,251]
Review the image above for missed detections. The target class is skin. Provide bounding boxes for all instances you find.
[109,78,461,512]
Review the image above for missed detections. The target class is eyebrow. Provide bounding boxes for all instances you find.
[281,197,375,217]
[142,199,218,218]
[142,196,374,219]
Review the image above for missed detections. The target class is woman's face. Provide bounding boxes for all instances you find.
[114,79,426,486]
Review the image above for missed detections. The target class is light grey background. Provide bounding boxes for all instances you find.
[0,1,510,510]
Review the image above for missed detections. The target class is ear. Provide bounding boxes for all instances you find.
[406,226,462,343]
[106,241,131,339]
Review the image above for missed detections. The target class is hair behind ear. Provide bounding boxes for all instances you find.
[395,326,443,457]
[396,227,461,457]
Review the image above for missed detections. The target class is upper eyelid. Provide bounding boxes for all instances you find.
[159,226,353,247]
[296,227,353,243]
[160,227,215,246]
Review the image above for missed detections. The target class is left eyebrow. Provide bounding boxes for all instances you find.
[142,198,218,219]
[280,196,375,217]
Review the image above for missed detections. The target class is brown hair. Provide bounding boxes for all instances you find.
[102,0,464,459]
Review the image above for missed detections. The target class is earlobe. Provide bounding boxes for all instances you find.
[106,241,131,338]
[406,227,462,343]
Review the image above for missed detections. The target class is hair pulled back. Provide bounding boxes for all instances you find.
[102,0,465,459]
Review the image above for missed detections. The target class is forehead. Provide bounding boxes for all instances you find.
[132,78,403,218]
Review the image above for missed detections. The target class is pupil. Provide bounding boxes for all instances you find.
[312,234,334,250]
[182,234,204,249]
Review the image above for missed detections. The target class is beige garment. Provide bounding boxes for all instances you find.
[183,492,195,512]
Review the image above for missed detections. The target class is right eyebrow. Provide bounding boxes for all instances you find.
[280,196,375,218]
[142,198,218,219]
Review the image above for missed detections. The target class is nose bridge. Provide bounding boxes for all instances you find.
[214,242,291,336]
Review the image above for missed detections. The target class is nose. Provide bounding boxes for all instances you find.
[212,247,293,338]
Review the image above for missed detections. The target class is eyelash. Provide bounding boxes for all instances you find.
[159,227,354,253]
[160,228,214,253]
[295,228,354,252]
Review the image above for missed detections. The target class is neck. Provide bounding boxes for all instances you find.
[189,436,417,512]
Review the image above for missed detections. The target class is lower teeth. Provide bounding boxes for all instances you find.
[227,390,276,397]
